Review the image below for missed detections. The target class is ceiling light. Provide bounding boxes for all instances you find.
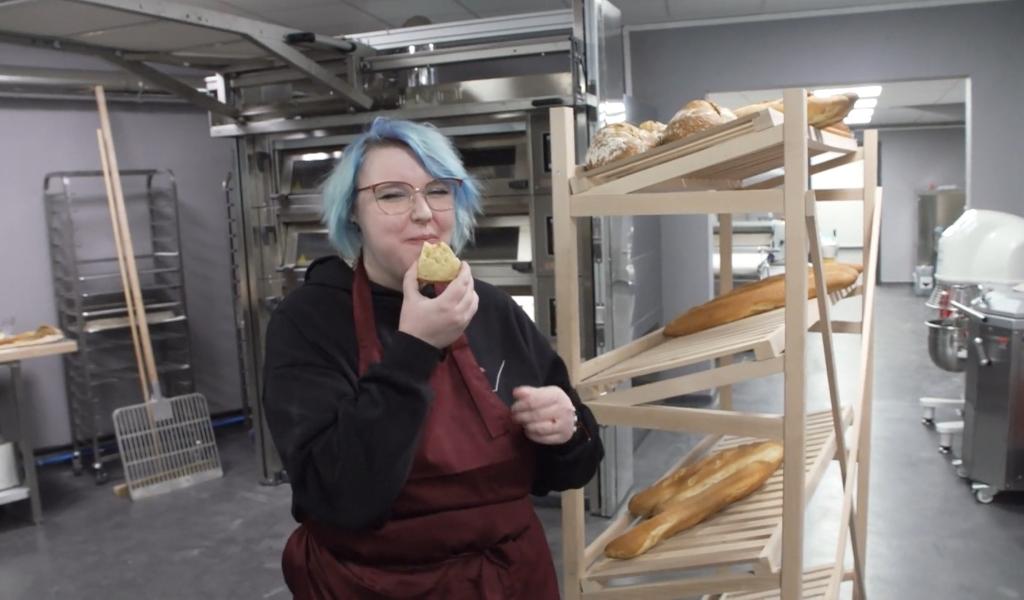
[813,85,883,98]
[855,98,878,109]
[844,108,874,125]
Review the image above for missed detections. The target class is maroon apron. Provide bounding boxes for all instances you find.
[281,259,560,599]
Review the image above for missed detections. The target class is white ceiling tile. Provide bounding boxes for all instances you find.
[618,0,671,26]
[667,0,766,20]
[457,0,562,13]
[252,6,384,34]
[0,0,153,37]
[218,0,340,11]
[342,0,472,27]
[73,21,240,51]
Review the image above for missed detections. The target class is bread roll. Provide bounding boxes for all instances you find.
[664,262,861,337]
[585,122,651,168]
[628,441,783,518]
[605,457,783,559]
[660,100,737,145]
[637,120,667,145]
[734,92,858,128]
[417,241,461,283]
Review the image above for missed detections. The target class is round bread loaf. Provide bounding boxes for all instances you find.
[660,100,737,145]
[584,122,650,168]
[637,120,666,146]
[417,241,461,283]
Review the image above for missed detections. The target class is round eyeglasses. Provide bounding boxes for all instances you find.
[356,178,461,215]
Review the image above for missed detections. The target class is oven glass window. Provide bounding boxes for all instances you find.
[461,227,519,261]
[295,231,336,266]
[291,158,337,193]
[458,146,516,180]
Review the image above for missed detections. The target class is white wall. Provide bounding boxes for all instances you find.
[0,43,241,449]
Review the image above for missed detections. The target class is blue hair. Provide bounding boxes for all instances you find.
[322,117,482,260]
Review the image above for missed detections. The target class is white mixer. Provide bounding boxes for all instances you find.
[919,209,1024,500]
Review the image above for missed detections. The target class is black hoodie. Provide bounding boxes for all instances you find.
[262,256,604,531]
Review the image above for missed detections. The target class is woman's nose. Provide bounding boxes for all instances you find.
[409,192,432,222]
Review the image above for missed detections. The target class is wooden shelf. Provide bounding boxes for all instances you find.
[578,283,859,390]
[714,564,853,599]
[570,109,857,197]
[581,410,850,592]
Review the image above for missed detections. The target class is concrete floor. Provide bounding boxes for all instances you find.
[1,284,1022,599]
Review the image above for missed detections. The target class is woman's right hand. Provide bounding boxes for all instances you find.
[399,261,479,349]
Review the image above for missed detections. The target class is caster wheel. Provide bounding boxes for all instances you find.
[93,464,109,485]
[922,418,935,427]
[975,489,995,504]
[956,466,968,479]
[938,446,951,455]
[71,460,84,477]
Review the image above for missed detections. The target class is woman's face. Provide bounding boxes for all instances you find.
[353,144,456,289]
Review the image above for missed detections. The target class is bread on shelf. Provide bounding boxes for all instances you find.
[606,441,783,559]
[584,122,654,169]
[734,92,858,128]
[664,262,862,338]
[660,99,737,145]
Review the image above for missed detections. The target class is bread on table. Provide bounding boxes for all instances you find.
[606,445,783,559]
[0,325,62,347]
[584,122,653,168]
[734,92,858,128]
[660,100,737,145]
[628,441,783,518]
[417,241,461,283]
[664,262,862,338]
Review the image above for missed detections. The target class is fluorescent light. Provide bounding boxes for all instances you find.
[300,152,331,161]
[813,85,882,98]
[854,98,878,109]
[844,108,874,125]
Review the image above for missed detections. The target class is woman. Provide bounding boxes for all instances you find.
[262,117,604,599]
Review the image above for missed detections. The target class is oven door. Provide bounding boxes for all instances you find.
[462,215,533,292]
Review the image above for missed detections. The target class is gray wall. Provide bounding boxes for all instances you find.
[879,127,966,283]
[628,1,1024,312]
[0,43,240,450]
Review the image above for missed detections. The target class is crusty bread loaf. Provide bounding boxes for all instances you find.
[628,441,783,518]
[734,92,858,128]
[606,457,783,559]
[585,122,652,168]
[660,100,737,145]
[664,262,861,338]
[637,120,667,146]
[416,241,461,283]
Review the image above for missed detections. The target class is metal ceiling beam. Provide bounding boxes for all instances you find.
[0,31,239,118]
[102,54,241,119]
[70,0,373,109]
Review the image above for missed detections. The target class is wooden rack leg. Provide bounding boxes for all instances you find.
[807,209,866,597]
[781,87,808,600]
[853,131,880,600]
[718,212,734,410]
[551,105,584,600]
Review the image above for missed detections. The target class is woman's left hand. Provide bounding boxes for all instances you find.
[510,386,576,445]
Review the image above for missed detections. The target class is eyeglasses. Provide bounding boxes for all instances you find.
[356,178,461,215]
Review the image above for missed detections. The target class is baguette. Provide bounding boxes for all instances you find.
[628,441,783,518]
[733,92,858,128]
[664,262,860,338]
[606,458,782,559]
